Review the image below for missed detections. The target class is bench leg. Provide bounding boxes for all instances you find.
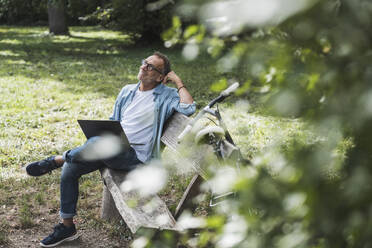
[100,184,121,222]
[174,174,204,220]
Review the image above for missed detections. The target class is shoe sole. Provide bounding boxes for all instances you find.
[26,156,59,177]
[39,233,80,247]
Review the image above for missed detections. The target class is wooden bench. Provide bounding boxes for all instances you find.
[99,112,208,233]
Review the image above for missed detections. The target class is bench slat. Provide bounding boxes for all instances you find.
[161,112,190,152]
[101,168,181,233]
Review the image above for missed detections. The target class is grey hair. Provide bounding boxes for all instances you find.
[153,51,171,75]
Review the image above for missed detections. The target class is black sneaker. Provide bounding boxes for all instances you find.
[26,156,62,177]
[40,223,79,247]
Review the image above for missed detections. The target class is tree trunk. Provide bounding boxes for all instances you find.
[48,0,69,35]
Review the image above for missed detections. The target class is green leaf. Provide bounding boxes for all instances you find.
[210,78,228,92]
[207,216,225,228]
[236,80,251,96]
[172,16,181,29]
[306,73,319,91]
[184,25,199,39]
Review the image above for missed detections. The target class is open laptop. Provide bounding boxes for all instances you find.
[77,120,130,148]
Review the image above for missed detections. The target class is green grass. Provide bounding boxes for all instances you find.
[0,26,318,244]
[18,194,35,228]
[0,25,225,169]
[0,220,10,245]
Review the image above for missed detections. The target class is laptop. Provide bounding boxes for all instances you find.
[77,120,130,148]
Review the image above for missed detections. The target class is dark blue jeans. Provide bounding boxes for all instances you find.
[59,136,142,219]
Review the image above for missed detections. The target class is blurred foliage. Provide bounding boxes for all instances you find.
[67,0,105,25]
[104,0,178,42]
[141,0,372,247]
[0,0,48,24]
[0,0,108,25]
[0,0,177,43]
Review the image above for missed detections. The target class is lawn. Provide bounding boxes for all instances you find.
[0,26,312,247]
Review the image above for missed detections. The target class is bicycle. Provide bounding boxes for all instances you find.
[177,82,250,208]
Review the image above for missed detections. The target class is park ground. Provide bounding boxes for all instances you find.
[0,26,312,247]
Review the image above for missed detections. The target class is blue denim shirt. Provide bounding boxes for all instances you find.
[110,82,196,162]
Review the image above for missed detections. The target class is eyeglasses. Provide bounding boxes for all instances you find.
[141,60,163,75]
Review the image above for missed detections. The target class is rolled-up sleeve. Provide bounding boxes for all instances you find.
[168,92,196,118]
[177,101,196,116]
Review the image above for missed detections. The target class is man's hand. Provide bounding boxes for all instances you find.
[162,71,183,88]
[163,71,193,104]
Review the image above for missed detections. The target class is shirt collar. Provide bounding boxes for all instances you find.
[153,83,165,95]
[135,81,164,95]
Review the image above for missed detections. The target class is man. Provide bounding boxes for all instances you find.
[26,52,195,247]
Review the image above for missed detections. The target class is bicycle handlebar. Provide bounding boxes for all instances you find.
[221,82,239,96]
[208,82,240,108]
[177,82,240,141]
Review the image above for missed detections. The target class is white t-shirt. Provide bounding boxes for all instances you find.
[120,89,155,162]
